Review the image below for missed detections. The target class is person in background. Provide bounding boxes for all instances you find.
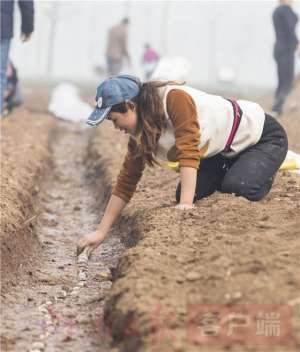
[3,60,23,114]
[78,75,288,256]
[142,43,160,80]
[0,0,34,117]
[106,18,131,76]
[272,0,299,117]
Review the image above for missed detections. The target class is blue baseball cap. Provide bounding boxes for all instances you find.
[87,74,141,126]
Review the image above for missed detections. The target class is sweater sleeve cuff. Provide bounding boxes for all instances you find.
[111,188,131,203]
[179,159,200,169]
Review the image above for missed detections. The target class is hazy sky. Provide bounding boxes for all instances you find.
[11,1,300,89]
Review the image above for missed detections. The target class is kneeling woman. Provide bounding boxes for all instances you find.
[78,75,288,254]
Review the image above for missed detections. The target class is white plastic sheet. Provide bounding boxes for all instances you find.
[48,83,92,123]
[151,56,191,81]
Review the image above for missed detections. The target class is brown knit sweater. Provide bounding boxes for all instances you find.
[112,89,207,202]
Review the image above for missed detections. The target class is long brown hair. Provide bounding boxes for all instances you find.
[132,80,183,167]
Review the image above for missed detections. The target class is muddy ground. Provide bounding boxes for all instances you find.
[1,85,300,352]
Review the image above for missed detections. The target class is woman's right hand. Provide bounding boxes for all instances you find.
[76,195,127,258]
[77,230,105,257]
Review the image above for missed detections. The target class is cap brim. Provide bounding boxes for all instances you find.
[86,106,111,126]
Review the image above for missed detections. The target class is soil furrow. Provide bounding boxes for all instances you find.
[1,120,125,352]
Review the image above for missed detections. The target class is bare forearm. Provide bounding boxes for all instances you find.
[77,194,127,255]
[96,194,127,237]
[179,167,197,205]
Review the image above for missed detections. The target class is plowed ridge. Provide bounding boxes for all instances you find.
[1,120,125,352]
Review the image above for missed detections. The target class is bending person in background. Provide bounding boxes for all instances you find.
[0,0,34,117]
[106,18,131,76]
[142,43,160,80]
[78,75,288,255]
[272,0,299,117]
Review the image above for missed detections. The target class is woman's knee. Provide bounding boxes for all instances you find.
[221,176,273,202]
[245,191,268,202]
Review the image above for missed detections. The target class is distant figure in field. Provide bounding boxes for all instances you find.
[272,0,299,117]
[106,18,131,76]
[142,43,160,80]
[4,61,23,114]
[0,0,34,117]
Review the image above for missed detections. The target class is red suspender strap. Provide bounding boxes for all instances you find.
[223,99,243,153]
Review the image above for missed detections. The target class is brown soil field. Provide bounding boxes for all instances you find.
[91,90,300,352]
[1,85,299,352]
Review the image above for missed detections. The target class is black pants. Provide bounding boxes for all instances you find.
[272,48,295,114]
[176,115,288,203]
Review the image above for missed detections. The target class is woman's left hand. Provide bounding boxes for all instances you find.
[174,203,195,210]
